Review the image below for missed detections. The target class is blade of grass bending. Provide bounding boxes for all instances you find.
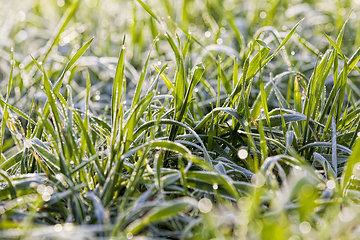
[134,118,211,164]
[147,64,167,96]
[41,0,80,63]
[0,170,17,199]
[54,37,95,94]
[154,65,175,94]
[175,24,206,50]
[195,107,245,131]
[299,142,352,154]
[324,34,345,59]
[248,19,302,81]
[246,46,270,81]
[0,151,23,171]
[107,140,206,206]
[313,152,336,179]
[136,0,160,23]
[124,199,194,235]
[336,10,353,48]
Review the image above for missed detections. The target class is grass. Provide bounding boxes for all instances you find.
[1,0,360,239]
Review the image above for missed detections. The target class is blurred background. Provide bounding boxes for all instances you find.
[0,0,360,145]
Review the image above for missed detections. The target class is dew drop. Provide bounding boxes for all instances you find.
[45,186,54,195]
[37,184,46,194]
[299,221,311,234]
[198,198,212,213]
[54,224,63,232]
[238,149,248,159]
[259,11,267,19]
[42,193,51,201]
[326,180,336,190]
[57,0,65,7]
[251,173,265,188]
[127,233,133,239]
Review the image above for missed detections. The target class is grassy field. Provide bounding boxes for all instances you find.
[1,0,360,239]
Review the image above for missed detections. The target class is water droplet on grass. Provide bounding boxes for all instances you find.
[198,198,212,213]
[326,180,336,189]
[238,149,248,159]
[260,11,267,19]
[42,193,51,201]
[251,173,265,188]
[54,224,63,232]
[37,184,46,194]
[299,221,311,234]
[57,0,65,7]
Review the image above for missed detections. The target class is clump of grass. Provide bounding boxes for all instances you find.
[1,0,360,239]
